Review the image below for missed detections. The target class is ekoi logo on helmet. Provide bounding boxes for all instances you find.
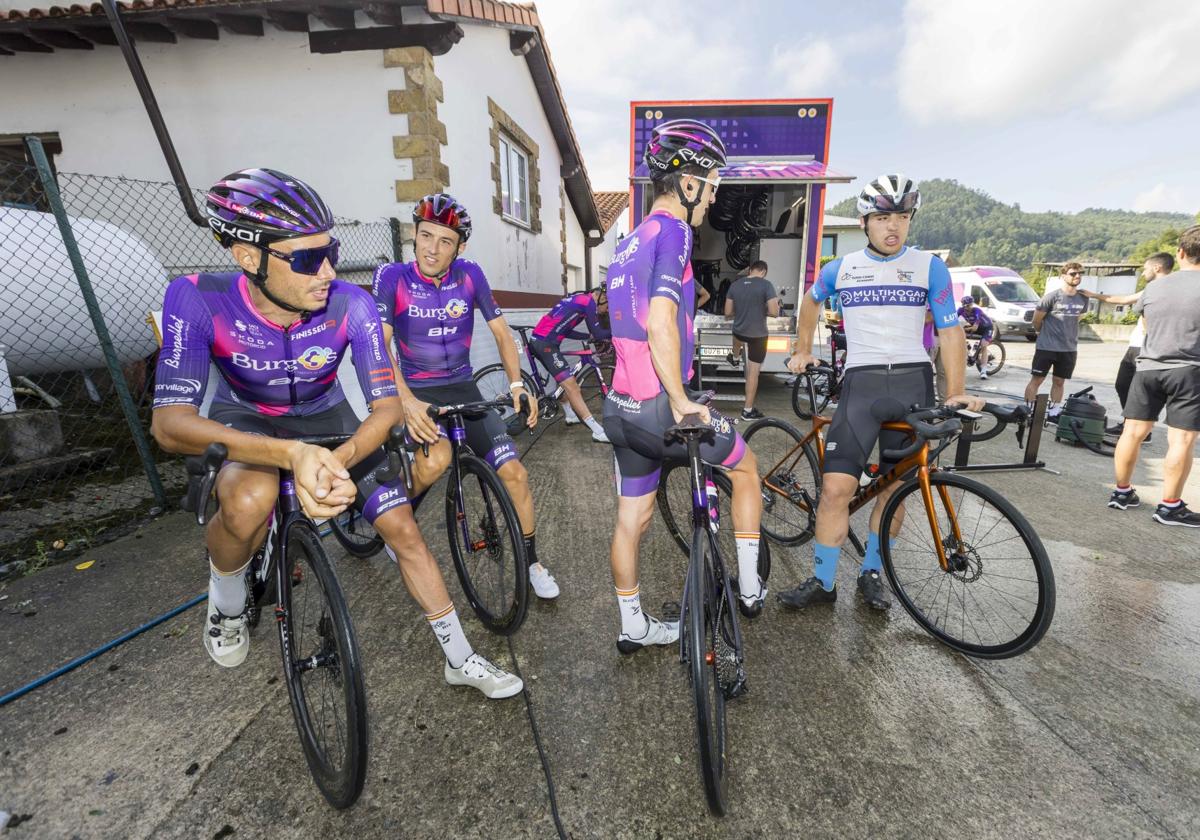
[208,217,262,243]
[298,346,336,370]
[677,147,719,171]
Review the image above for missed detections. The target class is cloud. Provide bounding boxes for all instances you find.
[1132,183,1193,214]
[897,0,1200,123]
[770,39,839,92]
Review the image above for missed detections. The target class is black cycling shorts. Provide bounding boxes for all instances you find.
[1125,366,1200,431]
[602,390,746,497]
[1031,349,1077,379]
[823,363,935,477]
[206,400,409,523]
[734,333,768,364]
[410,379,519,470]
[529,337,574,383]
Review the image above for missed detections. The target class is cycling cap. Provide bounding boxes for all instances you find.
[414,193,472,242]
[856,173,921,218]
[643,119,728,181]
[961,295,974,306]
[205,168,334,248]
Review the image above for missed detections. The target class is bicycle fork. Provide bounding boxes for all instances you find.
[916,465,964,572]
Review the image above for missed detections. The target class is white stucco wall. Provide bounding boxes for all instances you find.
[0,26,405,222]
[591,212,629,288]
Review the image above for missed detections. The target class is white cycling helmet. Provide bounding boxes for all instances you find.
[856,173,921,218]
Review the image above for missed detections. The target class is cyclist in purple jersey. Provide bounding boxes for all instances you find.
[373,193,560,601]
[603,120,767,658]
[957,295,995,379]
[529,287,612,441]
[152,170,521,698]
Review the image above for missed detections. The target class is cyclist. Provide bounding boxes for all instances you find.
[372,193,561,601]
[603,119,765,655]
[780,174,984,611]
[957,294,996,379]
[528,286,612,442]
[151,169,522,700]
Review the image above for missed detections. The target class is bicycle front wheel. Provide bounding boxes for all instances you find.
[575,362,615,418]
[278,520,369,809]
[328,509,385,559]
[880,472,1055,658]
[985,340,1006,376]
[686,528,728,816]
[446,454,529,635]
[741,418,821,546]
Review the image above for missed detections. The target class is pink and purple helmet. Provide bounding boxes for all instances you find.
[643,119,727,181]
[204,168,335,248]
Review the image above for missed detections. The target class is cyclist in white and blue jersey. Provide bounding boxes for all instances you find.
[780,174,985,611]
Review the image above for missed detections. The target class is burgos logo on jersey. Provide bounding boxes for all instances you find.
[230,346,338,372]
[298,346,336,370]
[407,298,469,320]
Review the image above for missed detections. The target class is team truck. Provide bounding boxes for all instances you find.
[628,100,853,396]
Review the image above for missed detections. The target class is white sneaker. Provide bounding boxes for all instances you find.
[203,600,249,668]
[444,652,523,699]
[591,427,610,443]
[979,370,989,380]
[529,562,561,599]
[616,615,679,655]
[563,406,580,425]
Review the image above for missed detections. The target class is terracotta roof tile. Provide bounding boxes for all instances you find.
[593,191,629,235]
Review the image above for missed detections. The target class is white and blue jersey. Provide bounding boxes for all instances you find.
[811,247,958,370]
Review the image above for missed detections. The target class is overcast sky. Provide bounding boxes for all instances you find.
[532,0,1199,215]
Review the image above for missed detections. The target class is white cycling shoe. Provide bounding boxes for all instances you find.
[444,652,523,699]
[529,562,561,599]
[591,427,610,443]
[616,615,679,655]
[203,600,250,668]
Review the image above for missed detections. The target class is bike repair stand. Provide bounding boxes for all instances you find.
[943,393,1060,475]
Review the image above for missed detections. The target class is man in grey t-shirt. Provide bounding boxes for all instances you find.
[1110,226,1200,527]
[724,260,779,420]
[1024,262,1089,417]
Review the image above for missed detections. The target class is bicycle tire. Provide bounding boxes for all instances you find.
[986,340,1006,376]
[277,520,369,809]
[686,527,728,816]
[790,369,834,420]
[879,471,1055,659]
[328,509,385,559]
[575,362,615,418]
[741,418,822,546]
[446,453,529,635]
[472,364,540,423]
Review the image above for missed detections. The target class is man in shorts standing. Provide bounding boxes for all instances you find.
[725,260,780,420]
[1025,262,1089,419]
[1108,226,1200,526]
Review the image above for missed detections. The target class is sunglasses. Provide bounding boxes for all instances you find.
[264,237,340,275]
[1066,271,1082,277]
[870,193,920,213]
[690,174,721,191]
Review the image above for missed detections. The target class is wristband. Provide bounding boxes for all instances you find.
[509,381,526,392]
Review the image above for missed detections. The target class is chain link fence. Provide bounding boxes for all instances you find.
[1,144,400,570]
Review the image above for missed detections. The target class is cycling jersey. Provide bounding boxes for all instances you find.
[532,292,610,345]
[957,305,994,334]
[606,209,695,400]
[811,247,958,370]
[372,258,502,384]
[152,272,396,416]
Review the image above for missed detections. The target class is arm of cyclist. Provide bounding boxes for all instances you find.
[928,257,985,411]
[786,292,822,372]
[766,295,780,317]
[583,298,611,341]
[333,289,406,469]
[488,314,538,428]
[379,322,441,445]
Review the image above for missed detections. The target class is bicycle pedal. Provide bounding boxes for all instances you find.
[661,600,681,622]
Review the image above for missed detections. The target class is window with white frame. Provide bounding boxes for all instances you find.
[499,134,530,226]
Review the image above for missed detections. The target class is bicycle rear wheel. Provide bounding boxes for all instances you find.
[790,369,835,420]
[446,454,529,635]
[879,472,1055,658]
[686,527,728,816]
[741,418,821,546]
[328,509,385,559]
[472,364,541,424]
[278,520,369,809]
[576,362,615,418]
[985,340,1006,376]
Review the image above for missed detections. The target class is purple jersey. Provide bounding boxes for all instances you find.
[605,210,695,401]
[532,292,611,344]
[957,305,994,333]
[372,259,502,385]
[152,273,396,417]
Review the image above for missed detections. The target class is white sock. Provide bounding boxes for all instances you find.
[584,416,604,434]
[734,533,763,600]
[208,558,250,616]
[616,584,647,637]
[563,404,579,422]
[426,604,473,669]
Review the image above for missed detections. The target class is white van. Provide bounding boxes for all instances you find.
[950,266,1039,341]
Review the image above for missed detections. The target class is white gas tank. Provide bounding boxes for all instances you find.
[0,207,165,376]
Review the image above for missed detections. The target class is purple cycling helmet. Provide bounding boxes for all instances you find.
[413,193,472,242]
[643,119,727,180]
[205,168,334,248]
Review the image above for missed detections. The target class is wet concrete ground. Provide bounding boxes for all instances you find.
[2,340,1198,839]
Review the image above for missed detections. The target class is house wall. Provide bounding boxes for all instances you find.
[824,226,868,257]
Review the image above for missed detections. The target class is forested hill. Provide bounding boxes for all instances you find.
[828,179,1194,270]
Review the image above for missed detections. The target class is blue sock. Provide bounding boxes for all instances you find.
[861,532,883,575]
[813,542,840,591]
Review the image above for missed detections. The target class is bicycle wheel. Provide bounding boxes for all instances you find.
[790,369,834,420]
[686,528,728,816]
[328,509,385,559]
[277,520,369,809]
[446,454,529,635]
[879,471,1055,659]
[984,341,1006,376]
[741,418,821,546]
[656,465,771,583]
[576,362,615,418]
[472,364,540,424]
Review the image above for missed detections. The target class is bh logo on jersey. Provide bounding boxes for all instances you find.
[298,346,336,370]
[445,298,468,319]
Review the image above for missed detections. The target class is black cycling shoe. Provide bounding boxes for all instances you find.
[856,570,891,610]
[776,576,836,609]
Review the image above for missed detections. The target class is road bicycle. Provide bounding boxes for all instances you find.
[966,333,1006,377]
[791,323,845,420]
[745,365,1055,658]
[182,434,369,809]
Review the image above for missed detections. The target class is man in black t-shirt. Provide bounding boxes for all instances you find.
[725,260,780,420]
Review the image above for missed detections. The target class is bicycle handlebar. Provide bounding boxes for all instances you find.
[426,392,523,420]
[879,406,963,462]
[181,442,228,525]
